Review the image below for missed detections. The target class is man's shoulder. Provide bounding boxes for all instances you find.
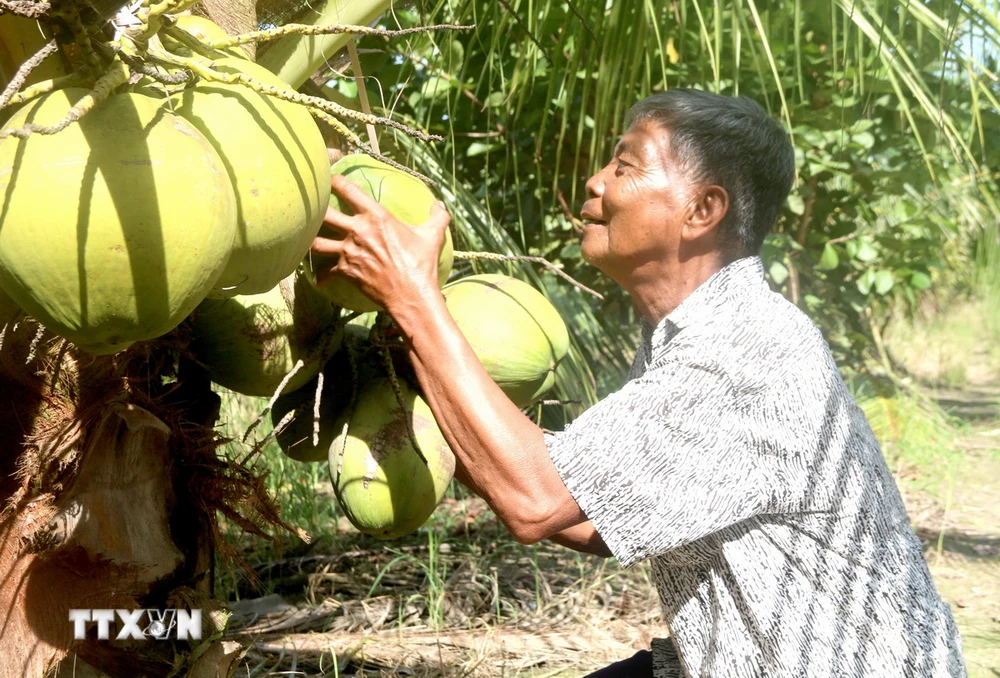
[670,284,833,374]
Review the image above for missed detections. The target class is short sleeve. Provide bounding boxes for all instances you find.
[546,359,780,568]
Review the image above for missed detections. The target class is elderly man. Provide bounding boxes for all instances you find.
[311,89,965,677]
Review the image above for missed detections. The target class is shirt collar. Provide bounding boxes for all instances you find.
[641,256,767,348]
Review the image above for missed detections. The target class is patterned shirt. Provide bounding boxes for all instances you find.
[546,256,966,677]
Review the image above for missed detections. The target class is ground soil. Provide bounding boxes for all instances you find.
[892,304,1000,678]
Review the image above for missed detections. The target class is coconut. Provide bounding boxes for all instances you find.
[173,58,331,298]
[270,324,380,461]
[191,270,341,397]
[330,377,455,539]
[442,274,569,407]
[310,155,454,311]
[0,90,237,355]
[171,15,249,59]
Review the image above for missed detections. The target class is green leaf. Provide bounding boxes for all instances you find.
[787,193,805,215]
[444,39,465,66]
[560,243,582,260]
[857,269,876,295]
[338,80,358,98]
[485,91,506,108]
[817,243,839,270]
[909,271,932,290]
[874,270,894,295]
[854,240,879,263]
[852,131,876,149]
[420,76,453,99]
[769,261,789,285]
[466,142,503,157]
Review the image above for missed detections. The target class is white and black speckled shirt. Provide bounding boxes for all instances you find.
[546,256,966,677]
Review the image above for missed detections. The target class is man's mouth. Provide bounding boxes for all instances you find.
[578,212,607,232]
[579,219,606,233]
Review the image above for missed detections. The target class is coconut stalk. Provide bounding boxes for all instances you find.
[257,0,391,88]
[193,0,258,59]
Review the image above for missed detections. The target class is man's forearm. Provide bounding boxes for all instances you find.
[387,287,585,544]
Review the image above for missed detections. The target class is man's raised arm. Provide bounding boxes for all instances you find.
[311,175,586,545]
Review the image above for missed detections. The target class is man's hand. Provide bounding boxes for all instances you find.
[310,174,449,315]
[310,176,587,545]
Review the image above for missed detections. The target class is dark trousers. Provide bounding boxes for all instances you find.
[584,649,654,677]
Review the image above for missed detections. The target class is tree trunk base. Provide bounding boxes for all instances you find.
[0,315,292,678]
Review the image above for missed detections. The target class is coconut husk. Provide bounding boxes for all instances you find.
[0,314,299,678]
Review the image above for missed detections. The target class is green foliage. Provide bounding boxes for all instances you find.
[319,0,999,411]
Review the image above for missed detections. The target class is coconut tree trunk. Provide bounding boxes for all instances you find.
[195,0,258,59]
[0,315,285,678]
[0,1,373,673]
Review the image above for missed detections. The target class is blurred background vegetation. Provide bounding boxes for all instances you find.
[285,0,1000,420]
[221,1,1000,673]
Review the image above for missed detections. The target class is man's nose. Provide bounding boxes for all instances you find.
[584,166,607,198]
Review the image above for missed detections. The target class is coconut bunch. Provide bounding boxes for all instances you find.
[0,3,572,543]
[0,4,461,357]
[258,157,571,540]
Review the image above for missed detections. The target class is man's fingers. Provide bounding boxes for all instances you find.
[423,200,452,248]
[330,174,386,216]
[323,205,355,234]
[316,266,339,287]
[425,200,452,229]
[311,234,345,257]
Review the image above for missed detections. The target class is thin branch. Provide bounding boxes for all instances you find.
[311,371,324,448]
[496,0,552,63]
[347,38,379,154]
[148,49,444,143]
[556,190,585,230]
[0,0,50,18]
[206,22,474,49]
[3,71,85,109]
[0,60,127,139]
[241,359,305,443]
[565,0,599,46]
[118,51,192,84]
[0,39,57,110]
[453,251,604,300]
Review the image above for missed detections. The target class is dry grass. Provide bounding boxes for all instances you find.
[217,497,661,677]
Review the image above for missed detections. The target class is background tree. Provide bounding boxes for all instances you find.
[308,0,1000,417]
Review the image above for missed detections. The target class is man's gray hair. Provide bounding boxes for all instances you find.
[626,89,796,257]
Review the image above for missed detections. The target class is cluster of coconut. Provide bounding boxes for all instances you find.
[201,153,570,540]
[0,18,570,540]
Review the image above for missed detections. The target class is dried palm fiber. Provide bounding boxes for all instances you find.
[0,316,297,678]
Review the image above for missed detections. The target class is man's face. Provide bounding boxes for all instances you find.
[579,121,698,279]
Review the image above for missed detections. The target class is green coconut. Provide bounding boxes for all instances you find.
[442,274,569,407]
[330,377,455,539]
[173,58,330,298]
[0,90,237,355]
[171,15,249,60]
[311,155,454,311]
[270,324,381,461]
[191,270,341,397]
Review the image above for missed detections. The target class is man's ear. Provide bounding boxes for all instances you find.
[684,185,729,241]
